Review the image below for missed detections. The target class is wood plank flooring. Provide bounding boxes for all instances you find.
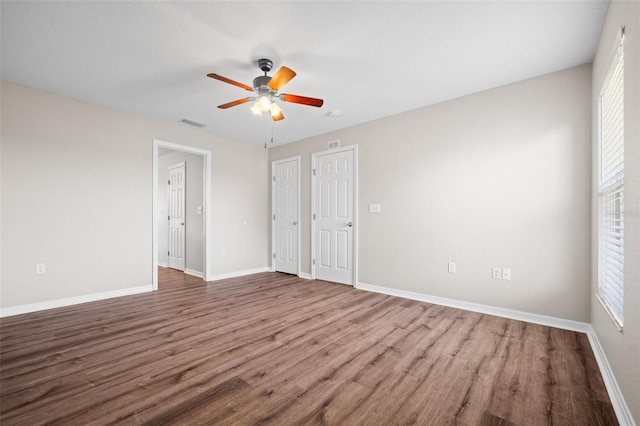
[0,268,617,425]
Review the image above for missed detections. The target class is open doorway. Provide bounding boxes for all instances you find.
[152,140,212,290]
[158,154,201,274]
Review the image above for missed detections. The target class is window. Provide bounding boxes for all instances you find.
[597,30,625,329]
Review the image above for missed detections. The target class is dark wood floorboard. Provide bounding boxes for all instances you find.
[0,268,618,425]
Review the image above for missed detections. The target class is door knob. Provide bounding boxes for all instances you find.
[180,222,185,226]
[292,221,298,225]
[344,221,353,227]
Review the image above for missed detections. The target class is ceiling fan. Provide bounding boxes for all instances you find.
[207,58,324,121]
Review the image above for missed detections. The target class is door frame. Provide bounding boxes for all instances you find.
[311,144,358,285]
[153,139,212,290]
[271,156,301,275]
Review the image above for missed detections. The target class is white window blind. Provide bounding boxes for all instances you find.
[598,32,624,328]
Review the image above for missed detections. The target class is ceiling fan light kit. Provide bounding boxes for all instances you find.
[207,58,324,122]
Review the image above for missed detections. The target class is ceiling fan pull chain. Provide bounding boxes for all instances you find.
[264,124,268,149]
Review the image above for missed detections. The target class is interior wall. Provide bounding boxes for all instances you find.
[0,80,269,308]
[269,64,592,322]
[158,149,204,274]
[591,0,640,423]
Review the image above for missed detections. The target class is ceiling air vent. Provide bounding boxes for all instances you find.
[180,118,206,128]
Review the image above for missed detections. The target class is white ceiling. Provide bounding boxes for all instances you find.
[1,1,608,147]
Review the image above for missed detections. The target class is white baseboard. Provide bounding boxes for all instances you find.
[206,267,270,282]
[184,268,204,279]
[586,326,636,426]
[0,285,152,318]
[158,261,168,268]
[356,281,634,425]
[356,282,590,332]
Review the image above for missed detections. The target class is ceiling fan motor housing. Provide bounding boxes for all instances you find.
[253,75,272,90]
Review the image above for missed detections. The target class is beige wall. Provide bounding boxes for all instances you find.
[591,1,640,423]
[0,81,269,308]
[270,64,592,322]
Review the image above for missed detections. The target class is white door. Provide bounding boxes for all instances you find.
[313,147,356,285]
[273,158,299,274]
[168,162,186,271]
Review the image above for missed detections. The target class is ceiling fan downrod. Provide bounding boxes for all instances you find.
[253,59,275,90]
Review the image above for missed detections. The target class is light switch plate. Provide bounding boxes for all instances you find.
[369,203,381,213]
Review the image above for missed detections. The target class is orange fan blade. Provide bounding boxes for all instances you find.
[268,66,296,90]
[281,94,324,107]
[218,98,251,109]
[207,73,253,91]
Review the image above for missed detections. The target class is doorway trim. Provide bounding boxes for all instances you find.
[271,156,301,275]
[311,144,358,285]
[153,139,212,290]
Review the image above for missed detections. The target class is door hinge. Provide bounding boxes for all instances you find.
[168,215,170,220]
[273,214,276,220]
[313,213,316,220]
[272,175,276,181]
[168,251,170,256]
[312,169,316,176]
[312,259,316,265]
[273,253,276,259]
[168,180,170,185]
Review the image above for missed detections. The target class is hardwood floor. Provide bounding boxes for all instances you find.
[1,268,617,425]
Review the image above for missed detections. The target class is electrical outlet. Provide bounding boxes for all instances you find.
[448,262,456,273]
[502,268,511,280]
[492,267,501,279]
[35,263,46,275]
